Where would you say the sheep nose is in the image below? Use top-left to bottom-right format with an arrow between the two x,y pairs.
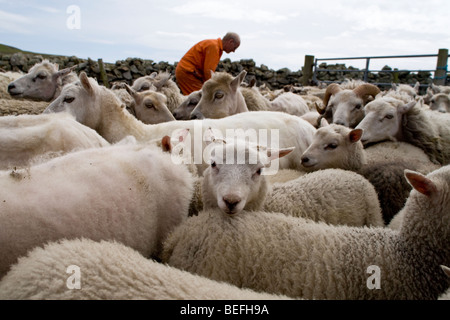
7,83 -> 15,93
223,195 -> 241,212
172,111 -> 179,118
301,156 -> 309,164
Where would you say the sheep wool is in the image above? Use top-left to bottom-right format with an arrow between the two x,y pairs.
0,143 -> 194,278
0,238 -> 292,300
162,166 -> 450,299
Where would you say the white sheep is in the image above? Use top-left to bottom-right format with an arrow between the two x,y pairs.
429,92 -> 450,113
172,89 -> 201,120
300,123 -> 440,224
318,81 -> 381,127
162,165 -> 450,299
132,71 -> 184,113
0,112 -> 109,170
43,72 -> 316,174
0,238 -> 292,300
201,133 -> 383,227
190,70 -> 249,119
7,59 -> 77,102
0,142 -> 194,278
270,92 -> 310,117
124,84 -> 176,124
356,95 -> 450,165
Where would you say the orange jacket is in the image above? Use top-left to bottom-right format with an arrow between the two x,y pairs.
176,38 -> 223,81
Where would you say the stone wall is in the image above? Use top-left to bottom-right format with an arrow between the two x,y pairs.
0,51 -> 440,90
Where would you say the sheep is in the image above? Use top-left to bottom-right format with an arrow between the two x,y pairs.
240,84 -> 272,111
201,132 -> 383,227
0,112 -> 110,170
124,84 -> 176,124
317,81 -> 381,127
270,92 -> 310,117
190,70 -> 249,119
356,95 -> 450,165
110,81 -> 137,116
201,135 -> 294,215
429,92 -> 450,113
132,71 -> 184,113
7,59 -> 77,102
162,165 -> 450,300
44,72 -> 316,174
300,123 -> 440,224
387,82 -> 420,100
0,142 -> 194,278
172,89 -> 201,120
0,238 -> 293,300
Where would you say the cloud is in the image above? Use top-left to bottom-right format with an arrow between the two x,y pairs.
171,0 -> 289,23
0,9 -> 33,34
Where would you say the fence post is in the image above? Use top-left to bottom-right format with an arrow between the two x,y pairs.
302,55 -> 315,86
97,58 -> 110,88
434,48 -> 448,85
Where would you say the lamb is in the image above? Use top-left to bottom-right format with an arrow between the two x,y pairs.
172,90 -> 201,120
124,84 -> 176,124
44,72 -> 316,174
356,95 -> 450,165
300,123 -> 440,224
0,142 -> 194,278
190,70 -> 249,119
201,134 -> 383,227
132,71 -> 184,113
7,59 -> 77,102
317,81 -> 381,127
0,238 -> 292,300
0,112 -> 109,170
429,92 -> 450,113
162,165 -> 450,300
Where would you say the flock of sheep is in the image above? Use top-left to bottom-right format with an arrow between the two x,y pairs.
0,59 -> 449,300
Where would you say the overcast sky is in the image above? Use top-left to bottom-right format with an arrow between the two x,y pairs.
1,0 -> 448,72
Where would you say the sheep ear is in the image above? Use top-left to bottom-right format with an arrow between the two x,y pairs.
80,72 -> 94,95
267,147 -> 295,161
404,169 -> 437,197
399,101 -> 416,114
319,117 -> 329,127
441,265 -> 450,278
230,70 -> 247,91
54,66 -> 74,79
161,135 -> 172,153
349,128 -> 363,143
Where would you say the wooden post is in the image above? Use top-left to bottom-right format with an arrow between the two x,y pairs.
302,55 -> 315,86
434,48 -> 448,85
98,58 -> 110,88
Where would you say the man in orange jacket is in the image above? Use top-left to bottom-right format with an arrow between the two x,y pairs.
175,32 -> 241,95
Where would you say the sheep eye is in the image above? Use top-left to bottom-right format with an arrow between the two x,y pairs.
211,161 -> 216,168
37,73 -> 47,80
64,97 -> 75,104
385,114 -> 394,120
355,104 -> 362,110
325,143 -> 337,150
255,168 -> 262,176
145,102 -> 154,109
214,92 -> 224,100
139,85 -> 150,92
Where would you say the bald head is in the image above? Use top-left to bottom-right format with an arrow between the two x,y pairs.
222,32 -> 240,54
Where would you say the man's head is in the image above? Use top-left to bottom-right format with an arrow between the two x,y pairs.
222,32 -> 240,54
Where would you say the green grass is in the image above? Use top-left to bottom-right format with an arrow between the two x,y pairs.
0,43 -> 59,59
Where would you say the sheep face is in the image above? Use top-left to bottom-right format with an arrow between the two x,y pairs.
125,85 -> 175,124
7,61 -> 73,102
172,90 -> 201,120
300,124 -> 364,171
44,72 -> 101,130
356,98 -> 416,146
202,139 -> 293,215
326,90 -> 366,128
190,71 -> 247,119
429,93 -> 450,113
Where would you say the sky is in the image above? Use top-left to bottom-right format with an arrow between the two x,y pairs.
0,0 -> 449,72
